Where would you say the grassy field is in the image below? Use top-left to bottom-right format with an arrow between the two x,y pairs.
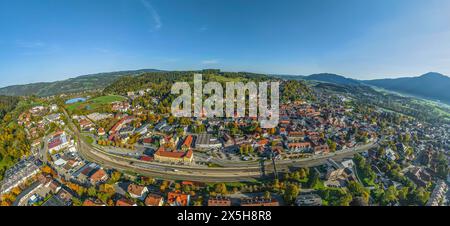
66,95 -> 126,112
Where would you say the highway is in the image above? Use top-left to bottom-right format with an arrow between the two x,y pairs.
63,109 -> 379,182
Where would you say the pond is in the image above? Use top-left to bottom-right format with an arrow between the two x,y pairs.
65,97 -> 86,104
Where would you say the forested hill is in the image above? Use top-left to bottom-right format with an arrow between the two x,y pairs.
103,70 -> 272,95
0,96 -> 29,180
0,95 -> 20,122
0,69 -> 162,97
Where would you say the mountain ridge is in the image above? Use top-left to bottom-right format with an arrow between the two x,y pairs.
363,72 -> 450,104
1,69 -> 449,104
0,69 -> 164,97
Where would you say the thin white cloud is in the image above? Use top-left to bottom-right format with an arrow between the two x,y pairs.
16,40 -> 45,48
201,59 -> 219,65
140,0 -> 162,30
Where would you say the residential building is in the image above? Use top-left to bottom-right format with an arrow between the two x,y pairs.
145,193 -> 164,206
127,184 -> 148,199
167,192 -> 190,206
208,196 -> 232,206
154,146 -> 194,164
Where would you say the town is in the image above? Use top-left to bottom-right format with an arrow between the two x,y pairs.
0,70 -> 448,207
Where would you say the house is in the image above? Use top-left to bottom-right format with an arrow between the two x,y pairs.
50,104 -> 58,112
154,146 -> 194,164
406,167 -> 431,187
97,128 -> 106,136
127,184 -> 148,199
109,116 -> 134,134
79,118 -> 94,131
385,148 -> 397,161
287,142 -> 312,152
116,198 -> 137,206
240,197 -> 279,206
313,144 -> 330,155
145,193 -> 164,206
45,179 -> 61,194
0,157 -> 40,195
112,101 -> 131,112
324,168 -> 351,188
55,188 -> 73,206
48,131 -> 71,153
426,180 -> 448,206
340,159 -> 354,169
136,124 -> 148,135
89,169 -> 108,185
208,196 -> 232,206
154,121 -> 167,131
181,135 -> 194,151
83,199 -> 106,206
167,192 -> 190,206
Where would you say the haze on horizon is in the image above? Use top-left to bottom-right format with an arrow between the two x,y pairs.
1,0 -> 450,87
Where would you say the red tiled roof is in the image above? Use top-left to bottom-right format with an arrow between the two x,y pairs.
155,147 -> 193,159
167,192 -> 189,206
145,194 -> 163,206
140,156 -> 153,161
182,135 -> 193,148
90,169 -> 107,183
288,142 -> 311,148
83,199 -> 104,206
116,199 -> 136,206
48,138 -> 62,149
127,184 -> 146,196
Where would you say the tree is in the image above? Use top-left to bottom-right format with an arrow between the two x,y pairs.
347,181 -> 369,204
381,186 -> 398,205
41,165 -> 53,175
263,191 -> 271,199
109,171 -> 122,183
214,183 -> 228,195
283,183 -> 300,203
298,168 -> 307,179
306,170 -> 320,188
87,187 -> 97,197
273,179 -> 281,192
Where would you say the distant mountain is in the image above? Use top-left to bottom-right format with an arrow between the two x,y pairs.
303,73 -> 362,86
0,69 -> 163,97
274,73 -> 362,86
363,72 -> 450,104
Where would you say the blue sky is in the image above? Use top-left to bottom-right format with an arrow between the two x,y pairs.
1,0 -> 450,87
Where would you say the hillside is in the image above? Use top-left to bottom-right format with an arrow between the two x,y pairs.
303,73 -> 362,86
103,69 -> 271,95
0,95 -> 20,122
364,72 -> 450,104
273,73 -> 362,86
0,69 -> 163,97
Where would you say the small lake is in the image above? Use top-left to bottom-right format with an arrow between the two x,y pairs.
65,97 -> 86,104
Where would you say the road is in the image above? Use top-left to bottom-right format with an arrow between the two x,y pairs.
39,134 -> 50,164
62,108 -> 379,182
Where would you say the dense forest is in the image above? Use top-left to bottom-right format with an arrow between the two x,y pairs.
0,96 -> 30,180
0,96 -> 20,122
0,69 -> 164,97
103,70 -> 272,95
281,80 -> 315,102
